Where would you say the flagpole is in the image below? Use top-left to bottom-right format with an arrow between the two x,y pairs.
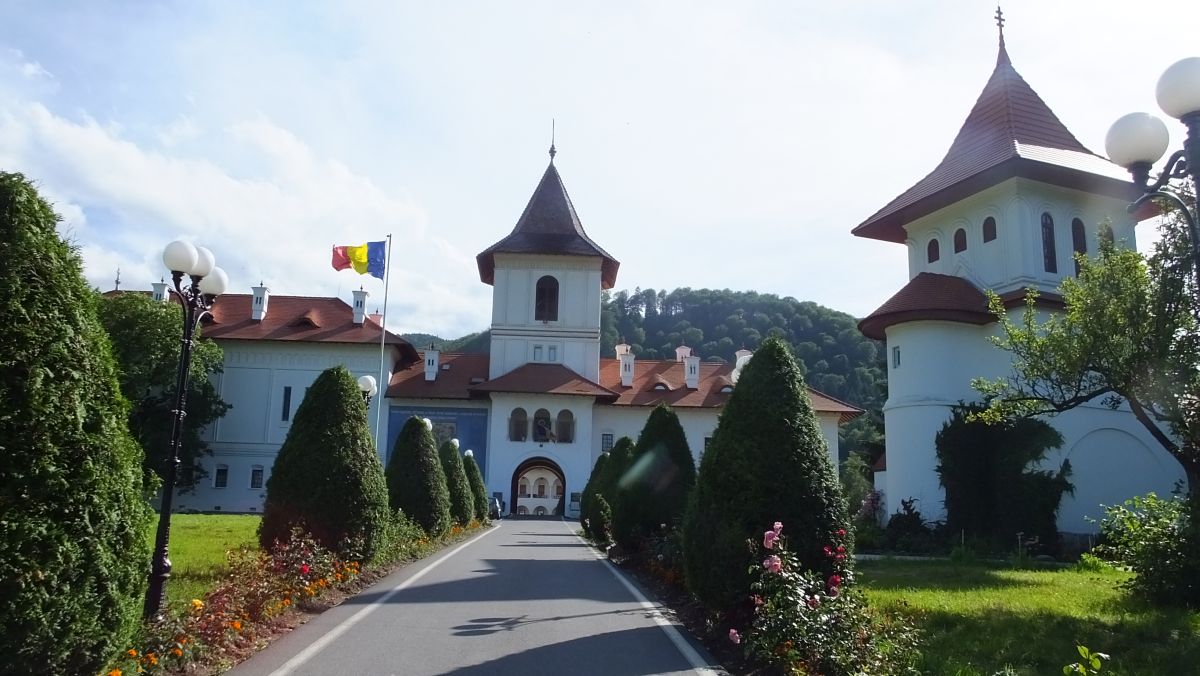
375,234 -> 392,453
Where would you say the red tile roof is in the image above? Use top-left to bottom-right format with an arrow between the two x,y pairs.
385,352 -> 862,422
853,39 -> 1133,244
476,161 -> 620,289
202,294 -> 419,366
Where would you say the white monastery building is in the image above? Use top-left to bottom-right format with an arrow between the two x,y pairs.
854,27 -> 1185,532
173,152 -> 860,516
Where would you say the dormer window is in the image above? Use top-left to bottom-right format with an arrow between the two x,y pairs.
953,228 -> 967,253
654,383 -> 668,391
535,276 -> 559,322
720,385 -> 734,393
927,239 -> 940,263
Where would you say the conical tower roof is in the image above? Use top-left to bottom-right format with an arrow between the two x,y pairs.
477,159 -> 620,288
852,32 -> 1131,243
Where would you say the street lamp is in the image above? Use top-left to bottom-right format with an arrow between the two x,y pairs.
144,240 -> 228,619
1105,56 -> 1200,278
357,374 -> 378,403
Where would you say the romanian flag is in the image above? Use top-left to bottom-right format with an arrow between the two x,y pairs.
332,241 -> 386,280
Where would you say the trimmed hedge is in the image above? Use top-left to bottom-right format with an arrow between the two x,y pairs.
463,451 -> 489,520
386,417 -> 451,536
439,440 -> 475,526
612,403 -> 696,548
259,366 -> 390,560
580,453 -> 609,539
0,172 -> 153,673
587,437 -> 634,544
682,337 -> 851,611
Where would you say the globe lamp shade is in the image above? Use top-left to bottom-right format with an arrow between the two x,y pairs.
1156,57 -> 1200,120
163,240 -> 198,274
1105,112 -> 1170,168
357,375 -> 378,396
191,246 -> 216,277
197,266 -> 229,296
464,449 -> 474,458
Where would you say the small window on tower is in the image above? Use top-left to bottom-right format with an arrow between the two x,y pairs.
533,345 -> 544,362
927,239 -> 940,263
983,216 -> 997,242
534,275 -> 559,322
548,345 -> 558,362
1072,218 -> 1087,276
1042,213 -> 1058,273
892,346 -> 901,369
953,228 -> 967,253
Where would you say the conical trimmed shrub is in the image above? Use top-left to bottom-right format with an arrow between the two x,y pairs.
613,404 -> 696,548
439,439 -> 474,526
682,337 -> 850,611
386,417 -> 451,535
587,437 -> 634,544
259,365 -> 390,560
463,451 -> 488,520
580,452 -> 609,539
0,172 -> 153,673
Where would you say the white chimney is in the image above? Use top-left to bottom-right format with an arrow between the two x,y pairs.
619,350 -> 635,387
684,354 -> 701,390
615,341 -> 631,357
351,287 -> 369,325
251,283 -> 270,321
151,279 -> 168,303
424,345 -> 439,382
674,344 -> 693,362
732,348 -> 754,384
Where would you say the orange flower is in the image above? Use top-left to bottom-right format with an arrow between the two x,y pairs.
145,653 -> 158,666
126,649 -> 138,657
172,648 -> 183,657
283,598 -> 292,606
108,670 -> 122,676
230,620 -> 242,631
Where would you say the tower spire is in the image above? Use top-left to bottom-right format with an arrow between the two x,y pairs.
549,119 -> 557,162
995,5 -> 1009,66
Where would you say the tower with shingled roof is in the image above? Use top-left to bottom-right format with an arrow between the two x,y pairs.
853,11 -> 1184,533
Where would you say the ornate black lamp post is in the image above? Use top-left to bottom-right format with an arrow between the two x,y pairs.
1105,57 -> 1200,277
357,374 -> 378,403
144,240 -> 228,619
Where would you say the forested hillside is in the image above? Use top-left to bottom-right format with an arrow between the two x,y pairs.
403,287 -> 886,459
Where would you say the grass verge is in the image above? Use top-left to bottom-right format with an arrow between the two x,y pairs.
146,513 -> 261,607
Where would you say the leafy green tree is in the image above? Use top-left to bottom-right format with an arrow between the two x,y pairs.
0,172 -> 153,673
588,437 -> 634,544
936,403 -> 1071,550
439,439 -> 474,526
386,416 -> 451,535
612,404 -> 696,548
96,291 -> 228,490
463,450 -> 488,521
839,452 -> 874,518
580,452 -> 609,539
259,366 -> 390,559
682,337 -> 851,611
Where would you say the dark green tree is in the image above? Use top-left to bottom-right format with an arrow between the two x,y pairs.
580,452 -> 610,539
439,439 -> 474,526
0,172 -> 153,673
386,416 -> 451,536
588,437 -> 635,544
936,403 -> 1071,550
682,337 -> 851,611
463,450 -> 488,521
258,366 -> 390,559
96,291 -> 229,490
612,404 -> 696,548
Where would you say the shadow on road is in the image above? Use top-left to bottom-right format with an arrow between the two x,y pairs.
443,626 -> 694,675
451,608 -> 656,636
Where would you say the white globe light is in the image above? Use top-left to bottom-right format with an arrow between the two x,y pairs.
197,266 -> 229,296
1156,56 -> 1200,119
1105,112 -> 1170,167
464,449 -> 474,458
357,375 -> 377,395
163,240 -> 197,274
423,418 -> 432,431
451,438 -> 460,448
191,246 -> 216,277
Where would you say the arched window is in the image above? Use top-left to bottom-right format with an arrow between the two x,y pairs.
534,506 -> 547,516
534,275 -> 559,322
535,477 -> 548,497
927,239 -> 940,263
555,410 -> 574,443
533,409 -> 552,442
517,505 -> 529,515
519,478 -> 530,497
509,407 -> 528,441
1041,213 -> 1058,273
983,216 -> 997,242
553,480 -> 564,498
953,228 -> 967,253
1072,218 -> 1087,275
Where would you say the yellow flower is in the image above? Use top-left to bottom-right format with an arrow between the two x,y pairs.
191,599 -> 204,611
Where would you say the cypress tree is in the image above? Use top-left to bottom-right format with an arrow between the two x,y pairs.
588,437 -> 634,544
612,404 -> 696,548
463,451 -> 488,521
258,366 -> 390,559
580,452 -> 609,539
439,439 -> 475,526
0,172 -> 152,673
682,337 -> 850,611
386,417 -> 451,535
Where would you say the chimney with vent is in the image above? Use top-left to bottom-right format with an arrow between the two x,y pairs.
684,354 -> 701,389
368,309 -> 383,326
616,340 -> 635,387
351,287 -> 368,325
732,348 -> 754,384
424,344 -> 439,382
151,279 -> 168,303
251,283 -> 270,321
674,344 -> 692,362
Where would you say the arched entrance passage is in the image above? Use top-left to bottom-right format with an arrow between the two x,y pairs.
510,456 -> 565,518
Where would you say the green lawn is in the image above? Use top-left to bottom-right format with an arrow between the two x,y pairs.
858,558 -> 1200,675
148,514 -> 261,606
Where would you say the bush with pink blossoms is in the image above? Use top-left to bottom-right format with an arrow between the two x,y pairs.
733,522 -> 921,675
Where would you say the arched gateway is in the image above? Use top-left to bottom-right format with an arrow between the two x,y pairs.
510,457 -> 565,518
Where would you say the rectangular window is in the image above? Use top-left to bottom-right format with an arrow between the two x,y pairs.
601,433 -> 614,452
892,346 -> 901,369
548,345 -> 558,362
281,386 -> 292,422
214,464 -> 229,489
250,465 -> 264,489
533,345 -> 544,362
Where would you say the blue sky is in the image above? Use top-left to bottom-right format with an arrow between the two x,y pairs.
1,1 -> 1197,337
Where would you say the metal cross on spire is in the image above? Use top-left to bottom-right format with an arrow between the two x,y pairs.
995,5 -> 1005,38
549,119 -> 556,161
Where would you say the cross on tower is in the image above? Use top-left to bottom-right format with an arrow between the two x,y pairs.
995,5 -> 1005,37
